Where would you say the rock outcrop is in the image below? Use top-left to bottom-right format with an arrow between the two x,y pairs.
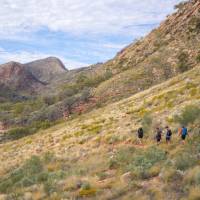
0,61 -> 44,91
25,57 -> 67,83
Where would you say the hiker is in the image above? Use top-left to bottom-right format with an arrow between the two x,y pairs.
165,126 -> 172,144
180,126 -> 188,144
156,127 -> 162,144
137,127 -> 144,145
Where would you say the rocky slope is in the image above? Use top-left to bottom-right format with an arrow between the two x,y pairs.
0,1 -> 200,199
0,61 -> 44,92
93,0 -> 200,101
1,0 -> 200,134
25,57 -> 67,83
0,65 -> 199,199
0,57 -> 69,94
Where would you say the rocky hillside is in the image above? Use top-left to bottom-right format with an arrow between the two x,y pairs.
1,0 -> 200,137
0,61 -> 44,92
93,0 -> 200,101
0,57 -> 68,92
0,65 -> 199,199
0,1 -> 200,199
25,57 -> 67,83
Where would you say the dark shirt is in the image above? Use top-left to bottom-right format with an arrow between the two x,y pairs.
166,129 -> 172,138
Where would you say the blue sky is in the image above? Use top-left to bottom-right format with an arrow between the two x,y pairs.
0,0 -> 183,69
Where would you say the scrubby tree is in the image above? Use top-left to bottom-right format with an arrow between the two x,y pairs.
177,51 -> 190,72
174,105 -> 200,126
80,88 -> 91,102
63,96 -> 77,114
42,96 -> 57,106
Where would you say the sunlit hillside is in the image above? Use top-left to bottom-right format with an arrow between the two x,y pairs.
0,65 -> 199,200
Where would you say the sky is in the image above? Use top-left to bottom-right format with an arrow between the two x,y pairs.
0,0 -> 183,69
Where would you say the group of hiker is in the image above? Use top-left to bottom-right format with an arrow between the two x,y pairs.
137,126 -> 188,145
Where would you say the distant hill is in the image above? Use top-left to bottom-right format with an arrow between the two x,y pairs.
0,57 -> 68,93
25,57 -> 68,83
0,61 -> 44,92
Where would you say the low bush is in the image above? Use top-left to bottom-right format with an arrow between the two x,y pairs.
196,54 -> 200,63
174,105 -> 200,126
161,168 -> 183,183
174,152 -> 198,171
184,166 -> 200,186
128,147 -> 166,179
109,146 -> 166,179
177,52 -> 190,72
6,127 -> 34,140
141,113 -> 153,133
189,16 -> 200,33
109,146 -> 136,170
0,154 -> 66,195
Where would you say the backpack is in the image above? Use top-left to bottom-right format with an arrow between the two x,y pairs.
182,127 -> 188,136
138,128 -> 143,137
138,128 -> 143,134
156,130 -> 162,139
167,129 -> 172,137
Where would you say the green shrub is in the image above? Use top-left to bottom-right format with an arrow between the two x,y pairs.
174,105 -> 200,126
13,103 -> 25,115
43,152 -> 56,164
81,182 -> 91,190
189,16 -> 200,33
184,167 -> 200,186
96,171 -> 108,181
174,152 -> 198,171
109,146 -> 166,179
177,52 -> 190,72
109,146 -> 136,170
141,113 -> 153,133
32,120 -> 52,130
174,2 -> 185,10
128,147 -> 166,179
196,54 -> 200,63
6,127 -> 34,140
44,179 -> 56,195
0,154 -> 66,195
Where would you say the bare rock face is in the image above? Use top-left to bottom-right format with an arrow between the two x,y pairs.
25,57 -> 68,83
0,57 -> 68,93
0,61 -> 44,91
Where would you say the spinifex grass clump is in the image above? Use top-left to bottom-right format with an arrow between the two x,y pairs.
174,104 -> 200,126
0,153 -> 66,195
109,146 -> 166,180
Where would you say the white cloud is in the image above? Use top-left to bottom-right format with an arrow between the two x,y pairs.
0,0 -> 183,68
0,0 -> 182,37
0,47 -> 88,69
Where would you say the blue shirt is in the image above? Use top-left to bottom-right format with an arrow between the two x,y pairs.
182,127 -> 188,136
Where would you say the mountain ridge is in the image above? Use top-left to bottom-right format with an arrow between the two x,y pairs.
0,57 -> 68,92
25,57 -> 68,83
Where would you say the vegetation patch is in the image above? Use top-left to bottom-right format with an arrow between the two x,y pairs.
109,146 -> 166,179
174,104 -> 200,126
0,154 -> 66,195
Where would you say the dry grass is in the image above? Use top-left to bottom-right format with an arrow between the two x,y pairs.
0,66 -> 200,199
